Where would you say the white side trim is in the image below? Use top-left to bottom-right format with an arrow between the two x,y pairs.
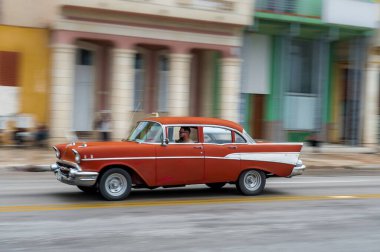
225,152 -> 300,165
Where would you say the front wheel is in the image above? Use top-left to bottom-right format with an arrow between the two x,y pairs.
99,168 -> 132,201
236,169 -> 266,196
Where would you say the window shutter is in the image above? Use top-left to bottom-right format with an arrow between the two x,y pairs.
0,51 -> 20,86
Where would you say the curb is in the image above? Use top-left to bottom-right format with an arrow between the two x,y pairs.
4,165 -> 51,172
344,164 -> 380,170
305,165 -> 380,170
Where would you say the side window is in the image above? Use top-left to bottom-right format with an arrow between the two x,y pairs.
203,127 -> 232,144
167,126 -> 199,143
234,132 -> 247,143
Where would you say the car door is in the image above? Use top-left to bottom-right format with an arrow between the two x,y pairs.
155,126 -> 204,186
202,126 -> 241,183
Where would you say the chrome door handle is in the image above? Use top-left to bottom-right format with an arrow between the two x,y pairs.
228,146 -> 237,150
193,146 -> 203,149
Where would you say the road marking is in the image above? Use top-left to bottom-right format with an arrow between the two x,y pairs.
328,195 -> 357,199
1,194 -> 380,213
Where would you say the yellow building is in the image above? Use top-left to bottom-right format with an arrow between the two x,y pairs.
0,25 -> 50,125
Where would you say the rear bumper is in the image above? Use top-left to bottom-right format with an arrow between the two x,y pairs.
288,160 -> 306,177
51,163 -> 98,187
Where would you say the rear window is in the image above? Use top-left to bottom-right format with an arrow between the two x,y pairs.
203,127 -> 232,144
235,132 -> 247,143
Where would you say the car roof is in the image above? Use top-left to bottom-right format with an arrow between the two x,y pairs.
143,117 -> 244,132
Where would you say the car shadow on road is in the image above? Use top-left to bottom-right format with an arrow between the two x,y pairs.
130,186 -> 239,200
49,191 -> 103,202
49,185 -> 291,203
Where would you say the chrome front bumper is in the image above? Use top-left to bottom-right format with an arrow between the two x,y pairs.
51,163 -> 98,187
288,159 -> 306,177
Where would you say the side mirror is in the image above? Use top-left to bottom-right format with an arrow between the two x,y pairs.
162,138 -> 169,146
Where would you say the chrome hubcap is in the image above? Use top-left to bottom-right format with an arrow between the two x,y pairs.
105,173 -> 127,196
244,171 -> 261,191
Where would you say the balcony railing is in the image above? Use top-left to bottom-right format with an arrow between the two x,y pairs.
58,0 -> 252,25
255,0 -> 322,18
177,0 -> 235,12
256,0 -> 297,14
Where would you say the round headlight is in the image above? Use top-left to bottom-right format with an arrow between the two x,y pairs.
72,149 -> 81,164
53,146 -> 61,159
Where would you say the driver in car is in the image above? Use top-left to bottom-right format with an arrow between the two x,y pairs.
176,127 -> 194,143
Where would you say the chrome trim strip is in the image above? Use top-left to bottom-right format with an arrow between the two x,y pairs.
165,143 -> 203,145
131,121 -> 299,145
81,152 -> 300,163
82,156 -> 204,161
164,123 -> 250,143
53,168 -> 98,187
72,149 -> 81,164
136,121 -> 252,144
289,164 -> 306,177
204,156 -> 228,159
53,146 -> 60,159
201,143 -> 246,146
82,157 -> 156,161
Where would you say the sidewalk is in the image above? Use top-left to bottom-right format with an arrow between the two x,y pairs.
301,144 -> 380,169
1,144 -> 380,172
0,147 -> 55,172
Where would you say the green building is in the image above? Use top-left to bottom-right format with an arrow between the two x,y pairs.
241,0 -> 379,145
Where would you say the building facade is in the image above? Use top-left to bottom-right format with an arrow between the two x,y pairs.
2,0 -> 380,147
0,0 -> 253,144
48,0 -> 252,143
241,0 -> 380,146
0,0 -> 52,135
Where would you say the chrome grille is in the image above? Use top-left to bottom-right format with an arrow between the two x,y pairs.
56,162 -> 78,177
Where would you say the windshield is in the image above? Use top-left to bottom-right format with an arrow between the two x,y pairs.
127,121 -> 163,143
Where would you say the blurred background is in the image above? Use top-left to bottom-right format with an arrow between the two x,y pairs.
0,0 -> 380,147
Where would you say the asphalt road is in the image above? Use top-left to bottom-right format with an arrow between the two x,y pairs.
1,168 -> 380,252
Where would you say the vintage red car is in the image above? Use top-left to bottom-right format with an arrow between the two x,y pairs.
51,117 -> 305,200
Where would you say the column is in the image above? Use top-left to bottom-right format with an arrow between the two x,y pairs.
201,51 -> 214,117
219,57 -> 242,122
363,55 -> 380,146
110,48 -> 136,140
168,53 -> 192,116
50,44 -> 76,144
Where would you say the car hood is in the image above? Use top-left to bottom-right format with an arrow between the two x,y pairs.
55,141 -> 155,163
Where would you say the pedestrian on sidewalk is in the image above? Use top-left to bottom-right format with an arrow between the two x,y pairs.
306,133 -> 321,153
95,112 -> 112,141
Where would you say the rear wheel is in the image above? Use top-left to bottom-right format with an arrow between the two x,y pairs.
206,182 -> 226,190
99,168 -> 132,201
236,169 -> 266,196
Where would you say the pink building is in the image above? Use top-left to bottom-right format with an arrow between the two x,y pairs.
49,0 -> 253,142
